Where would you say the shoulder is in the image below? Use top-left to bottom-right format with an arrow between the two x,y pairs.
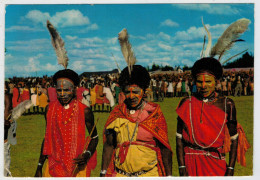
177,96 -> 190,108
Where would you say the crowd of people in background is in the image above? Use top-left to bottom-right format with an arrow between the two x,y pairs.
5,68 -> 254,114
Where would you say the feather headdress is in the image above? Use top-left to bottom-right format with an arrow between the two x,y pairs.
202,18 -> 250,63
118,28 -> 136,76
46,20 -> 69,69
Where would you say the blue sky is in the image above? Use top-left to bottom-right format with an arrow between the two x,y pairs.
5,3 -> 254,77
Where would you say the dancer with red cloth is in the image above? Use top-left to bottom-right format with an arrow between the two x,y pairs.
176,57 -> 250,176
34,69 -> 98,177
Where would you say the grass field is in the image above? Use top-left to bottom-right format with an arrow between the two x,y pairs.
9,96 -> 253,177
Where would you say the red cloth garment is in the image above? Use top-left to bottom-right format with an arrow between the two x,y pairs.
76,87 -> 85,101
43,99 -> 96,177
21,89 -> 30,101
103,102 -> 172,177
12,87 -> 20,108
47,87 -> 57,102
223,123 -> 250,167
176,96 -> 227,176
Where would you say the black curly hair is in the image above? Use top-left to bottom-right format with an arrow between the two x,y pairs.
119,65 -> 151,91
192,57 -> 223,80
53,69 -> 80,86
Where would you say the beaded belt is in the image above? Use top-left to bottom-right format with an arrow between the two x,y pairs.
115,166 -> 154,177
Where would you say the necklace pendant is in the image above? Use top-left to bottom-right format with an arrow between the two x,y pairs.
64,104 -> 70,109
203,98 -> 208,103
130,110 -> 136,114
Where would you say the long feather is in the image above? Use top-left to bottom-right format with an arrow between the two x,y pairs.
210,18 -> 250,60
200,35 -> 206,58
118,28 -> 136,76
221,49 -> 248,65
11,100 -> 33,121
111,53 -> 121,74
46,20 -> 69,69
202,17 -> 212,57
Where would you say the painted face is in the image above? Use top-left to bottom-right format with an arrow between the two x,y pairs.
124,84 -> 144,108
196,73 -> 216,98
56,78 -> 75,105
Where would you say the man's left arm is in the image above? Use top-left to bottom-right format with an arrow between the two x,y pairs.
73,107 -> 98,168
225,98 -> 238,176
156,139 -> 172,176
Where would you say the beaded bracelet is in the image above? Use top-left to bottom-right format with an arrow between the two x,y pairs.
100,170 -> 107,175
227,167 -> 234,170
38,163 -> 43,167
179,166 -> 186,169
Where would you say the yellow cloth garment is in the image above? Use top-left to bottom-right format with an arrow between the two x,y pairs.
90,88 -> 96,106
38,93 -> 48,108
106,118 -> 158,176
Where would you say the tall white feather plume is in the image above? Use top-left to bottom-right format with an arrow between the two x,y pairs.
200,35 -> 206,58
111,53 -> 121,74
11,100 -> 33,121
210,18 -> 251,61
202,17 -> 212,57
47,20 -> 69,69
118,28 -> 136,76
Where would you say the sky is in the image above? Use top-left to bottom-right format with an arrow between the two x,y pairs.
4,3 -> 254,77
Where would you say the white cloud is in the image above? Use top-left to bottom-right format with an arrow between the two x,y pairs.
6,26 -> 43,32
137,44 -> 155,52
74,42 -> 81,48
107,37 -> 117,44
158,32 -> 171,41
66,35 -> 78,41
25,10 -> 51,25
86,59 -> 94,64
43,63 -> 58,71
160,19 -> 179,27
158,42 -> 172,51
86,23 -> 98,31
174,4 -> 239,15
24,9 -> 90,28
51,10 -> 90,27
181,59 -> 194,67
71,60 -> 87,71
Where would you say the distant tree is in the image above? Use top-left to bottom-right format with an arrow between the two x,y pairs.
162,65 -> 174,71
223,52 -> 254,68
183,65 -> 190,71
151,63 -> 160,71
146,65 -> 150,72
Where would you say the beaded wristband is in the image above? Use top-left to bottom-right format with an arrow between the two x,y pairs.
179,166 -> 186,169
83,150 -> 92,156
100,170 -> 107,175
38,163 -> 43,166
227,167 -> 234,170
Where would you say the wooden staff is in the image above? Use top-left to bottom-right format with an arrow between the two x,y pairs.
71,117 -> 99,177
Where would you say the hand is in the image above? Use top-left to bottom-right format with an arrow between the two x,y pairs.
4,119 -> 11,129
34,167 -> 42,177
179,168 -> 188,176
225,168 -> 234,176
100,173 -> 106,177
73,151 -> 91,171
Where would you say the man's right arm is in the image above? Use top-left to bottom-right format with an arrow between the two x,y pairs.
100,130 -> 116,177
176,116 -> 188,176
34,139 -> 48,177
34,106 -> 48,177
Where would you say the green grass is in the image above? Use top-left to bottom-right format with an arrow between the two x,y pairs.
10,96 -> 253,177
